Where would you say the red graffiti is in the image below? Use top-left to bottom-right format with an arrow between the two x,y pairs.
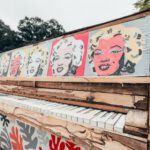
49,134 -> 65,150
39,147 -> 42,150
39,134 -> 81,150
66,141 -> 81,150
10,127 -> 23,150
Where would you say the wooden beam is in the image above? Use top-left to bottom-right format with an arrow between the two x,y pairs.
0,76 -> 150,84
0,84 -> 148,111
124,125 -> 148,138
61,10 -> 150,38
0,90 -> 129,113
0,80 -> 148,96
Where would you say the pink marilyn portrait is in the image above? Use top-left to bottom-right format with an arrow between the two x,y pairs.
48,35 -> 88,76
10,51 -> 25,77
0,52 -> 12,77
88,25 -> 144,76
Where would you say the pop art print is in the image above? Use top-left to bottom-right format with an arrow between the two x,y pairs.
87,24 -> 144,76
9,50 -> 26,77
25,44 -> 49,77
0,52 -> 12,77
47,33 -> 88,76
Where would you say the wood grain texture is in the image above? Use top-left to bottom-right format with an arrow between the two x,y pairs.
0,101 -> 147,150
0,80 -> 148,96
0,84 -> 147,109
124,125 -> 148,138
0,90 -> 129,113
0,76 -> 150,84
125,110 -> 148,129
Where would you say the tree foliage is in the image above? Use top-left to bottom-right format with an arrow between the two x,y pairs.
134,0 -> 150,11
18,17 -> 65,45
0,17 -> 65,52
0,20 -> 21,52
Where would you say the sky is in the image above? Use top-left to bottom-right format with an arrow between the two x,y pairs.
0,0 -> 138,32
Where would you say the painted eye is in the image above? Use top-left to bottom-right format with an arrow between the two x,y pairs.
36,58 -> 41,63
110,49 -> 122,53
64,56 -> 71,59
94,50 -> 103,55
53,57 -> 59,61
65,57 -> 70,59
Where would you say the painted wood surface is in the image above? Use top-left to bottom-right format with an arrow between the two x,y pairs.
0,101 -> 147,150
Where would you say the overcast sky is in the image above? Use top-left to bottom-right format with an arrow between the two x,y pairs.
0,0 -> 138,32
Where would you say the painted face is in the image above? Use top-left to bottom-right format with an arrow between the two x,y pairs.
93,35 -> 125,76
10,55 -> 21,77
3,54 -> 11,74
0,60 -> 3,76
27,52 -> 42,76
52,48 -> 73,76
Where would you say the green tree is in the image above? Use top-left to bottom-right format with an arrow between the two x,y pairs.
0,17 -> 65,52
0,20 -> 21,52
18,17 -> 65,45
134,0 -> 150,11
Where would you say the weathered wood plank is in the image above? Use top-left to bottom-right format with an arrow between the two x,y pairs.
0,101 -> 147,150
125,110 -> 148,129
67,11 -> 150,36
0,84 -> 147,110
0,80 -> 148,96
124,125 -> 148,138
36,82 -> 149,96
0,90 -> 129,113
0,76 -> 150,84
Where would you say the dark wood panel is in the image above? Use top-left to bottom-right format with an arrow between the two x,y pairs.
0,80 -> 148,96
0,85 -> 148,110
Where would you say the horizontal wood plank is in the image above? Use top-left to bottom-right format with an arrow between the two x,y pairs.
124,125 -> 148,138
66,11 -> 150,36
0,90 -> 129,113
0,80 -> 148,96
0,76 -> 150,84
0,84 -> 147,110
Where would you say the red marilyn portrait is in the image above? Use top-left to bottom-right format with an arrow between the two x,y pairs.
10,51 -> 25,77
47,33 -> 88,76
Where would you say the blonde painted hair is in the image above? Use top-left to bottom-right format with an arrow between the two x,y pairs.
27,44 -> 49,76
50,36 -> 84,75
88,24 -> 144,73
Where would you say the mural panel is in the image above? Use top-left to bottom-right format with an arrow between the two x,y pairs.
47,33 -> 88,76
0,52 -> 12,77
0,15 -> 149,78
8,49 -> 26,77
25,41 -> 52,77
85,17 -> 150,76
